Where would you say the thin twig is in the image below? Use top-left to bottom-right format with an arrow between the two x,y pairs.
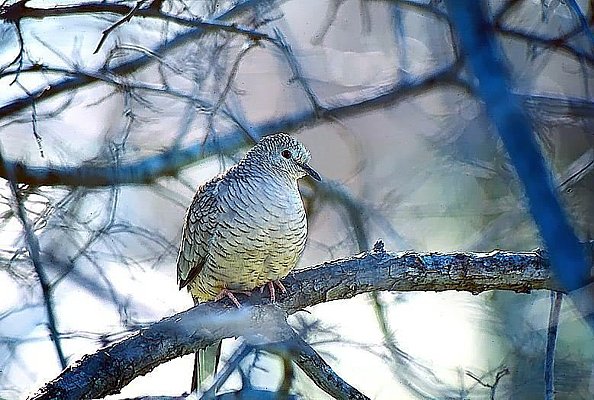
311,0 -> 346,45
7,180 -> 67,369
273,28 -> 323,114
466,367 -> 510,400
0,0 -> 29,77
12,80 -> 45,157
93,0 -> 146,54
545,291 -> 563,400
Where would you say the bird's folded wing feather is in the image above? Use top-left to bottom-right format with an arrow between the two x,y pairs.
177,177 -> 223,290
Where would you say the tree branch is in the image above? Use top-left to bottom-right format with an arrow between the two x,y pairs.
1,62 -> 460,187
284,335 -> 369,400
28,245 -> 562,399
0,0 -> 263,117
0,1 -> 272,50
444,0 -> 590,298
544,291 -> 563,400
8,180 -> 67,369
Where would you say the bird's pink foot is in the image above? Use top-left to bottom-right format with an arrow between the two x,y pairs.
214,288 -> 251,308
260,280 -> 287,302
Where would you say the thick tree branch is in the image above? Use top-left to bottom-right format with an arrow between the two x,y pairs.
28,245 -> 562,399
0,1 -> 271,42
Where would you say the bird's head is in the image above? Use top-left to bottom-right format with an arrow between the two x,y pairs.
246,133 -> 321,182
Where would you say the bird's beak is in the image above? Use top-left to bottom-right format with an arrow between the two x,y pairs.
299,162 -> 322,181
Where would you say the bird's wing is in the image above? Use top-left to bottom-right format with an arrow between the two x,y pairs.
177,177 -> 222,290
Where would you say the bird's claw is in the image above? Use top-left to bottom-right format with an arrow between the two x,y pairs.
214,288 -> 251,308
260,280 -> 287,302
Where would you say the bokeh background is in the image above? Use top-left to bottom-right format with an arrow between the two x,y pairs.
0,0 -> 593,398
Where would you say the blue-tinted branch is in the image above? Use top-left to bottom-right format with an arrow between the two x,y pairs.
444,2 -> 589,294
0,63 -> 459,187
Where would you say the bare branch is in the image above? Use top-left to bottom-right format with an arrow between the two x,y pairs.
564,0 -> 594,47
200,342 -> 253,399
93,0 -> 147,54
7,180 -> 66,369
28,304 -> 291,400
0,1 -> 272,45
444,0 -> 590,303
201,319 -> 370,400
396,0 -> 594,66
273,28 -> 322,113
27,244 -> 563,399
466,367 -> 510,400
0,0 -> 264,118
284,335 -> 369,400
545,291 -> 563,400
311,0 -> 347,45
0,133 -> 245,187
0,62 -> 461,187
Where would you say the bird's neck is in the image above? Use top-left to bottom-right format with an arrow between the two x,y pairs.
233,162 -> 298,191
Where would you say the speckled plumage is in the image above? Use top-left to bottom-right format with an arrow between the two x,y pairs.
177,133 -> 319,303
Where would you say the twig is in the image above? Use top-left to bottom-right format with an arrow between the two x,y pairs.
370,291 -> 460,398
0,0 -> 265,117
200,342 -> 252,400
545,291 -> 563,400
12,80 -> 44,157
0,0 -> 29,77
466,367 -> 510,400
273,28 -> 323,114
7,179 -> 67,369
311,0 -> 346,45
394,0 -> 594,65
564,0 -> 594,48
248,318 -> 369,400
496,26 -> 594,66
93,0 -> 146,54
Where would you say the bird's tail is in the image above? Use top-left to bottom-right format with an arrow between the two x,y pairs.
191,340 -> 222,393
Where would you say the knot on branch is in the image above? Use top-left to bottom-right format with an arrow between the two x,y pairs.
372,239 -> 385,253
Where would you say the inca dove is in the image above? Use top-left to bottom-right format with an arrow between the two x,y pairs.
176,133 -> 320,391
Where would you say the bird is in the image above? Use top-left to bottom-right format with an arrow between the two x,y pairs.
176,133 -> 321,392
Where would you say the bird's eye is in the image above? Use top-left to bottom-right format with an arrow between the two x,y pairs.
281,150 -> 292,159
